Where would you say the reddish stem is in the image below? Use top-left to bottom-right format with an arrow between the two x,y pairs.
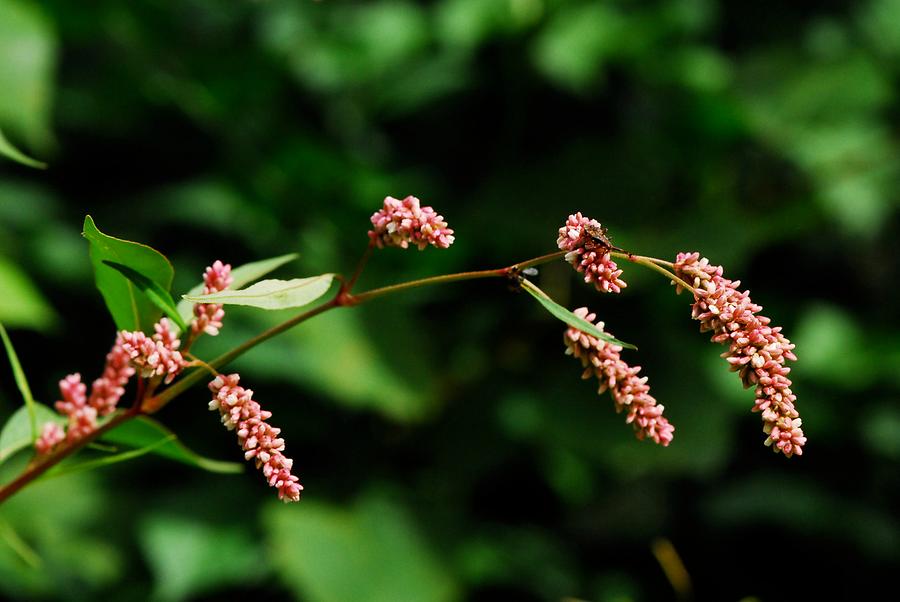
0,406 -> 142,505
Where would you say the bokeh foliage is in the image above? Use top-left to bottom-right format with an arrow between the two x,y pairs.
1,0 -> 899,600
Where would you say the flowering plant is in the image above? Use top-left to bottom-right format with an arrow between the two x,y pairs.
0,198 -> 804,505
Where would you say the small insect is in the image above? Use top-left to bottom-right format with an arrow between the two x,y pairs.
583,221 -> 630,256
506,266 -> 539,291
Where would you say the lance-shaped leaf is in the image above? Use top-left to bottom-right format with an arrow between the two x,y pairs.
102,261 -> 188,333
0,128 -> 45,169
0,403 -> 62,464
520,279 -> 637,350
0,322 -> 37,440
101,416 -> 242,474
83,215 -> 175,332
183,274 -> 334,310
176,253 -> 299,325
41,435 -> 178,480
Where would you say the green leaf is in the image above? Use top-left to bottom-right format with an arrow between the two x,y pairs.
0,128 -> 45,168
176,253 -> 299,325
0,403 -> 62,464
0,254 -> 57,331
0,518 -> 41,569
102,261 -> 188,333
264,493 -> 457,602
139,514 -> 263,602
183,274 -> 334,310
82,215 -> 175,332
0,322 -> 37,440
0,0 -> 56,151
42,434 -> 176,480
100,416 -> 242,474
519,279 -> 636,350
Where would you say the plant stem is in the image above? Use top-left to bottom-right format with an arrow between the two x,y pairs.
348,268 -> 506,305
0,407 -> 140,505
348,251 -> 567,305
345,240 -> 374,293
613,252 -> 695,294
0,248 -> 571,503
514,250 -> 567,270
142,297 -> 341,413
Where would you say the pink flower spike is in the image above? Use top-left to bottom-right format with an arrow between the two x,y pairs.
120,318 -> 187,384
368,195 -> 455,250
35,422 -> 65,455
557,213 -> 626,294
191,260 -> 233,337
208,373 -> 303,502
55,373 -> 87,417
563,308 -> 674,446
673,252 -> 804,457
54,373 -> 98,442
88,334 -> 135,416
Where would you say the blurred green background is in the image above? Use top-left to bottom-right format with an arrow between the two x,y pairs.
1,0 -> 899,600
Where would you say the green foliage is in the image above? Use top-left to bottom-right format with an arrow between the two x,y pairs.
264,493 -> 457,602
184,274 -> 334,311
0,127 -> 45,168
0,323 -> 37,439
521,278 -> 635,349
103,261 -> 187,333
0,403 -> 60,464
139,514 -> 264,602
220,309 -> 431,422
0,472 -> 121,597
82,216 -> 174,332
0,255 -> 56,331
176,253 -> 299,324
0,0 -> 55,152
100,416 -> 242,474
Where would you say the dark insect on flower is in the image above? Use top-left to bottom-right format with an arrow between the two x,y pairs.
583,222 -> 624,254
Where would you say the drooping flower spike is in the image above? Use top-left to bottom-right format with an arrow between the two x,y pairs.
208,373 -> 303,503
564,308 -> 674,446
673,252 -> 805,457
558,213 -> 626,293
369,195 -> 455,250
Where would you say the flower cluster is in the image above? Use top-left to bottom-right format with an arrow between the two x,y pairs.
191,260 -> 232,337
208,374 -> 302,503
673,252 -> 805,457
557,213 -> 626,293
33,259 -> 234,456
54,374 -> 96,442
369,195 -> 455,250
564,307 -> 674,446
119,318 -> 187,385
37,332 -> 139,453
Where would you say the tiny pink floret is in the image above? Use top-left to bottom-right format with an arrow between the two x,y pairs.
674,252 -> 805,457
369,195 -> 455,250
35,422 -> 65,455
191,260 -> 233,337
208,373 -> 303,503
557,213 -> 626,293
564,308 -> 674,446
